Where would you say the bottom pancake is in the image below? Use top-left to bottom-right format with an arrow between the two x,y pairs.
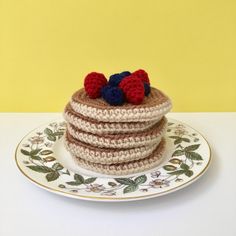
71,139 -> 166,175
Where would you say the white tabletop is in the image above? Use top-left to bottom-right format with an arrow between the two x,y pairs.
0,112 -> 236,236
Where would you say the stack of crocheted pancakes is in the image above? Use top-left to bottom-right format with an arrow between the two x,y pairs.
64,70 -> 172,175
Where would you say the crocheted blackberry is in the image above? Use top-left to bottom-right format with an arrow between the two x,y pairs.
132,69 -> 150,84
120,71 -> 131,78
108,74 -> 123,87
119,75 -> 145,105
84,72 -> 107,98
108,71 -> 131,87
101,84 -> 110,98
144,82 -> 151,96
101,85 -> 124,106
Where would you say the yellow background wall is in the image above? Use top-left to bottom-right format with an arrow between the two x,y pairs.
0,0 -> 236,112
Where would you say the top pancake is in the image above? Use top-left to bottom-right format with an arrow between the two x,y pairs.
70,87 -> 172,122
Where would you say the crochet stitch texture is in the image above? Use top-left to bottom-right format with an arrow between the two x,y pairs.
63,70 -> 172,175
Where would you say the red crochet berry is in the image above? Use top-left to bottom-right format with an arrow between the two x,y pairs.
84,72 -> 107,98
132,69 -> 150,84
119,75 -> 145,105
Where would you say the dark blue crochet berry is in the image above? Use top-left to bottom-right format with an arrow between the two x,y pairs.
120,71 -> 131,78
108,71 -> 131,87
101,85 -> 110,97
144,82 -> 151,96
108,74 -> 123,87
102,86 -> 124,106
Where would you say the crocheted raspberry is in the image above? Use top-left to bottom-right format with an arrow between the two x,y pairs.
84,72 -> 107,98
144,82 -> 151,96
101,85 -> 124,106
108,71 -> 131,87
132,69 -> 150,84
119,75 -> 145,105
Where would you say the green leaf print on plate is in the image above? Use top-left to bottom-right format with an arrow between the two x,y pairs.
15,119 -> 211,201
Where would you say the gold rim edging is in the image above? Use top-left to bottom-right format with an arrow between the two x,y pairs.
14,118 -> 212,202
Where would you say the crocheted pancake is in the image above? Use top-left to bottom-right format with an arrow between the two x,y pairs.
64,131 -> 161,164
64,103 -> 159,135
66,117 -> 167,149
71,139 -> 166,175
64,69 -> 172,175
70,88 -> 172,122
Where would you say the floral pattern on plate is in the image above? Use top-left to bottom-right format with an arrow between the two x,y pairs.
15,119 -> 211,201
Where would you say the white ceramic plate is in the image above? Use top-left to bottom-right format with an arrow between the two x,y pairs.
15,118 -> 211,202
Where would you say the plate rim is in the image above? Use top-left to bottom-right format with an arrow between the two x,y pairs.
14,118 -> 212,202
